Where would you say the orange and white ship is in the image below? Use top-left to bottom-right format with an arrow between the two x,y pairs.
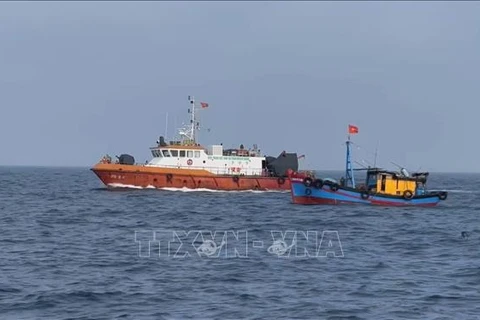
91,96 -> 303,191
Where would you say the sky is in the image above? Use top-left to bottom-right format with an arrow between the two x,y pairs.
0,2 -> 479,172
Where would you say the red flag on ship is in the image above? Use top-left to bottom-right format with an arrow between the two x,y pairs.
200,102 -> 209,108
348,124 -> 359,134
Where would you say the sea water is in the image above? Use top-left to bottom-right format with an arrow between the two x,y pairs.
0,167 -> 479,319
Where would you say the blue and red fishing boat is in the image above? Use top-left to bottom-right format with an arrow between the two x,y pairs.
289,125 -> 448,206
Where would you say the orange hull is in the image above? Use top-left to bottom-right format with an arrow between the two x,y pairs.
91,163 -> 290,191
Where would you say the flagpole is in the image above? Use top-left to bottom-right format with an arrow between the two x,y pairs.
345,126 -> 355,188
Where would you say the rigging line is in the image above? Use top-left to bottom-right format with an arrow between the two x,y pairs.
352,141 -> 403,169
354,160 -> 368,169
350,141 -> 377,157
349,143 -> 378,167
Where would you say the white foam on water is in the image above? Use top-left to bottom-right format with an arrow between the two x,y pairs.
431,189 -> 479,194
107,183 -> 144,189
159,187 -> 289,193
106,183 -> 288,193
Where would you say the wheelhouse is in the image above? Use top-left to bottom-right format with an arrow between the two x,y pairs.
364,169 -> 430,196
151,146 -> 204,159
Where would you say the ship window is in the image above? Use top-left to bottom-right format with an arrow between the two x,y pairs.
180,150 -> 186,157
171,150 -> 178,157
194,151 -> 200,158
187,150 -> 193,158
162,149 -> 171,157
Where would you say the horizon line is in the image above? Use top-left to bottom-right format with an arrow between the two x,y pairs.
0,164 -> 478,174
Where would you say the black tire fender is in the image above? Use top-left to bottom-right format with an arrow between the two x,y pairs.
303,177 -> 313,187
403,190 -> 414,200
313,179 -> 324,189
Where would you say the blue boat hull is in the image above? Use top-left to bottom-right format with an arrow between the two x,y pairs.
290,180 -> 443,206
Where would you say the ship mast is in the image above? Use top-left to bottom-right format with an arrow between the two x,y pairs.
178,95 -> 200,145
176,95 -> 205,145
345,133 -> 356,188
189,95 -> 197,143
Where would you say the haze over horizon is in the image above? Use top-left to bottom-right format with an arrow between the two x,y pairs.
1,2 -> 479,172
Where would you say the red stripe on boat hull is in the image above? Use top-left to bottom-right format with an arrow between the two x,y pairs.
291,195 -> 438,207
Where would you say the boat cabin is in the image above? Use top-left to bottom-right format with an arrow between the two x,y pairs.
147,138 -> 267,176
364,168 -> 429,196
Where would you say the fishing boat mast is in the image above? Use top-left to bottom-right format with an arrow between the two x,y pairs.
345,134 -> 356,188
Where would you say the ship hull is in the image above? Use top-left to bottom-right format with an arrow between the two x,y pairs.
91,164 -> 290,191
290,177 -> 443,206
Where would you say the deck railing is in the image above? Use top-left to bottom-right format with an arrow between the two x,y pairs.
135,163 -> 276,176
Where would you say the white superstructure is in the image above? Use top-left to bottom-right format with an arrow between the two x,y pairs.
146,96 -> 268,176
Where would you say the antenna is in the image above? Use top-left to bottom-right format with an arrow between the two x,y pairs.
173,115 -> 177,141
390,161 -> 403,170
164,112 -> 168,140
373,140 -> 379,168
